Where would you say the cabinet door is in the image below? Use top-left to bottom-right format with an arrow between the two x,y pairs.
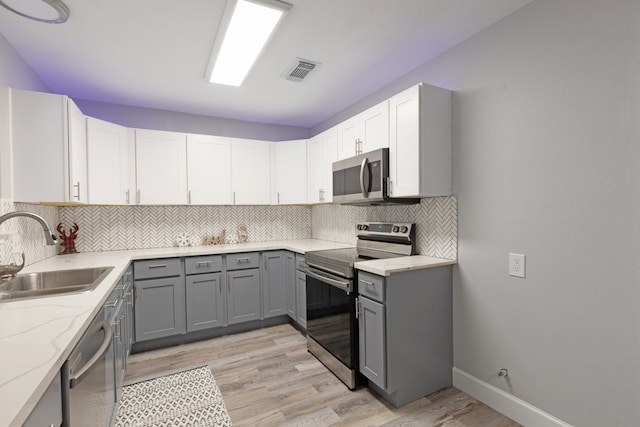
87,117 -> 130,204
389,85 -> 420,197
286,253 -> 297,320
359,296 -> 386,389
135,129 -> 187,204
337,115 -> 360,160
134,276 -> 186,341
307,127 -> 337,203
262,251 -> 287,318
295,270 -> 307,329
186,272 -> 224,332
271,139 -> 307,204
359,100 -> 389,153
227,269 -> 261,324
231,138 -> 271,205
67,99 -> 88,203
186,134 -> 232,204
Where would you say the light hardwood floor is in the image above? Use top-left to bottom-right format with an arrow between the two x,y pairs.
125,323 -> 521,426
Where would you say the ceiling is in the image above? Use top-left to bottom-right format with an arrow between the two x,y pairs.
0,0 -> 533,128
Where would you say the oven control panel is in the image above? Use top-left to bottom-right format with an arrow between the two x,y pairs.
356,222 -> 414,237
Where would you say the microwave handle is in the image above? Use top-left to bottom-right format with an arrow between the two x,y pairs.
359,157 -> 369,198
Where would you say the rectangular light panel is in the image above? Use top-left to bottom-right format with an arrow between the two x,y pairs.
208,0 -> 291,87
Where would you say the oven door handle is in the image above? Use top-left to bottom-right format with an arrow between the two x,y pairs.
305,266 -> 353,293
69,321 -> 113,389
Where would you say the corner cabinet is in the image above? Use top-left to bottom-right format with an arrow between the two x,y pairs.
357,267 -> 453,408
135,129 -> 188,204
10,88 -> 87,203
133,258 -> 186,341
388,83 -> 452,197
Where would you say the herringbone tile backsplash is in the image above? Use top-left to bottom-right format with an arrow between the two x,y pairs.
58,197 -> 456,259
312,197 -> 457,259
0,200 -> 59,266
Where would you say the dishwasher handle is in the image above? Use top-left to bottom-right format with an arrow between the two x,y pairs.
69,321 -> 113,389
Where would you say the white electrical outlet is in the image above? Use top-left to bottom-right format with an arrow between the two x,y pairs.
509,253 -> 526,278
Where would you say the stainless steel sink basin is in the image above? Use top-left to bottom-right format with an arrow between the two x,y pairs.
0,266 -> 114,301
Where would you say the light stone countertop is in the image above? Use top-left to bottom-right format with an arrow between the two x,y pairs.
0,239 -> 455,426
355,255 -> 457,276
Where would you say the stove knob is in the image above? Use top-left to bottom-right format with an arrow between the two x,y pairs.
362,224 -> 368,231
356,224 -> 362,230
400,226 -> 409,233
392,226 -> 399,233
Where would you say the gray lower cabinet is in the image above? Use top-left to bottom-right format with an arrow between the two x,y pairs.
134,258 -> 186,342
295,269 -> 306,328
262,250 -> 289,318
186,272 -> 224,332
227,269 -> 261,325
285,252 -> 297,320
357,267 -> 453,408
23,371 -> 62,427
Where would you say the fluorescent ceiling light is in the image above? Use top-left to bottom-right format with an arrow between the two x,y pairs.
0,0 -> 70,24
207,0 -> 291,87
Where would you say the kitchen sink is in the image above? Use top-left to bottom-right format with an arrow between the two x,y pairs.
0,266 -> 114,301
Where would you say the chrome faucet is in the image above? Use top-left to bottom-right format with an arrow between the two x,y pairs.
0,211 -> 58,278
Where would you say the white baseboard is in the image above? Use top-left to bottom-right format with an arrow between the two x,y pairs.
452,367 -> 573,427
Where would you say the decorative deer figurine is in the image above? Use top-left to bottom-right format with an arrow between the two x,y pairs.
57,223 -> 79,254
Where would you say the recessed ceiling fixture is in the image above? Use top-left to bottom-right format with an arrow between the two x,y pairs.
0,0 -> 69,24
206,0 -> 292,87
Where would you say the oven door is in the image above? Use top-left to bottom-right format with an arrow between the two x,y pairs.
305,265 -> 357,374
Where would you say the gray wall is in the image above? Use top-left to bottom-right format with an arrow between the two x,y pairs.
74,98 -> 309,141
312,1 -> 640,425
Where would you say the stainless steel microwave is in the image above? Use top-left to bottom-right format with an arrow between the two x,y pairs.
332,148 -> 420,206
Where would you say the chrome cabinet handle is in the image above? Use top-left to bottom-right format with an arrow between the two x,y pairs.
360,279 -> 373,286
237,257 -> 250,263
355,297 -> 360,319
233,191 -> 236,204
196,261 -> 212,267
188,190 -> 192,204
136,189 -> 141,204
148,264 -> 167,269
73,182 -> 80,200
125,189 -> 130,204
277,192 -> 280,204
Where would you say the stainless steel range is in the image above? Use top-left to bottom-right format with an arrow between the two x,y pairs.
304,222 -> 416,389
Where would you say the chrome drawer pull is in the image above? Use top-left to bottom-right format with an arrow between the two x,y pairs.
148,264 -> 167,269
360,279 -> 374,286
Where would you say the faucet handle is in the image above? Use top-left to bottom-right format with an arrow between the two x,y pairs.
0,253 -> 25,277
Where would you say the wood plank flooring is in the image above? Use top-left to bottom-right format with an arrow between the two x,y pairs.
125,323 -> 521,426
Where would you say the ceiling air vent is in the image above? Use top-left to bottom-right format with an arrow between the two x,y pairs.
282,58 -> 320,82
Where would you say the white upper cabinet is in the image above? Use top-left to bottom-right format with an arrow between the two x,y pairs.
135,129 -> 187,205
271,139 -> 307,205
388,83 -> 452,198
231,138 -> 271,205
186,134 -> 232,205
87,117 -> 131,204
337,100 -> 389,159
307,127 -> 337,203
67,101 -> 88,203
10,89 -> 87,203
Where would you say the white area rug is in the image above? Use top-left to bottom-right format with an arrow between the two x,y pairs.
114,366 -> 232,427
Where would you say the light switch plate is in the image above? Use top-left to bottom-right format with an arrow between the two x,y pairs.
509,253 -> 526,278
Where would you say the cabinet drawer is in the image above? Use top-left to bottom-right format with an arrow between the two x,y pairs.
226,252 -> 259,270
185,255 -> 223,275
295,253 -> 305,272
358,271 -> 385,303
134,258 -> 182,279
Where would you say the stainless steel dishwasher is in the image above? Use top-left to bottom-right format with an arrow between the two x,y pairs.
61,306 -> 114,426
